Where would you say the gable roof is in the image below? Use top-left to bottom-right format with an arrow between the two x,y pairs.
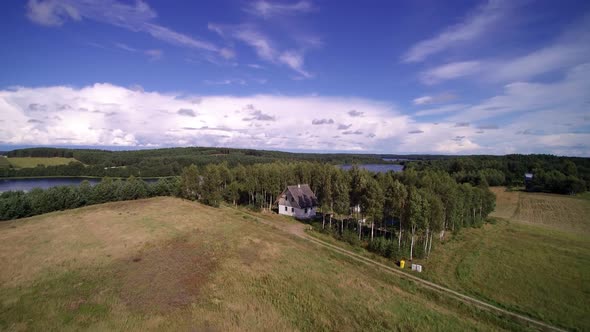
280,184 -> 318,209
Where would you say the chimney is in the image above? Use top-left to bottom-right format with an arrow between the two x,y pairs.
298,184 -> 301,188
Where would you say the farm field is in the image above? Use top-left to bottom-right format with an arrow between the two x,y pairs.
6,157 -> 80,169
419,220 -> 590,331
0,197 -> 509,331
490,187 -> 590,233
0,157 -> 10,169
417,188 -> 590,331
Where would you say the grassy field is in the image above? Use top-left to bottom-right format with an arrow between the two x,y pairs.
413,187 -> 590,331
6,157 -> 79,169
0,157 -> 10,169
0,197 -> 513,331
490,186 -> 590,233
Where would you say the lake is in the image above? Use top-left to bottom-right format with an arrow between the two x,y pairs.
0,177 -> 158,193
339,164 -> 404,173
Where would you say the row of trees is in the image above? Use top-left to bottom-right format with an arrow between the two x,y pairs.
1,147 -> 387,178
0,161 -> 496,260
0,177 -> 178,220
406,155 -> 589,194
176,162 -> 496,260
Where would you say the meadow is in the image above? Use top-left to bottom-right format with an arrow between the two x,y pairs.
6,157 -> 79,169
414,187 -> 590,331
0,197 -> 512,331
307,187 -> 590,331
490,187 -> 590,233
0,157 -> 10,169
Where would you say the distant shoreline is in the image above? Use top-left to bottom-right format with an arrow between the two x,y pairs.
0,176 -> 177,180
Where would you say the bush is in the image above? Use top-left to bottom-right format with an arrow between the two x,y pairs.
340,229 -> 360,247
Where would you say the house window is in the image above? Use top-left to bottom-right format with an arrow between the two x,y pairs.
305,208 -> 308,213
291,207 -> 294,212
284,206 -> 287,211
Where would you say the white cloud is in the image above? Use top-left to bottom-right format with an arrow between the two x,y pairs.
244,1 -> 315,18
0,83 -> 409,151
208,23 -> 313,78
26,0 -> 228,58
2,82 -> 587,156
486,16 -> 590,82
414,104 -> 469,117
402,0 -> 513,63
144,49 -> 162,61
448,63 -> 590,123
420,61 -> 481,84
418,14 -> 590,84
413,92 -> 457,105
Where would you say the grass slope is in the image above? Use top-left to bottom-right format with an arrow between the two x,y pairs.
0,198 -> 506,331
7,157 -> 79,169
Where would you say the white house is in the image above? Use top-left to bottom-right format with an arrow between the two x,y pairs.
277,184 -> 317,219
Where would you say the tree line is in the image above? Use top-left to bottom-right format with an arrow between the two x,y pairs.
1,147 -> 391,178
405,154 -> 589,195
174,162 -> 495,261
0,177 -> 178,220
0,161 -> 495,261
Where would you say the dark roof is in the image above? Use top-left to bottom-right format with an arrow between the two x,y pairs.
281,184 -> 317,209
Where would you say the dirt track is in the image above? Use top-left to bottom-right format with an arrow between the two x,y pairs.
246,210 -> 567,332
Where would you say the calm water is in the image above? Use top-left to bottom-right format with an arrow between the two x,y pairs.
0,177 -> 158,193
340,164 -> 404,173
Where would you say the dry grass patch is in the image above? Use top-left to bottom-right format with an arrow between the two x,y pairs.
490,187 -> 590,234
116,231 -> 222,314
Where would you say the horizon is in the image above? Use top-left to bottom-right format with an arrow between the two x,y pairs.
1,1 -> 590,156
1,144 -> 586,158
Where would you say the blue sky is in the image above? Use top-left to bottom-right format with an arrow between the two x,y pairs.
1,0 -> 589,156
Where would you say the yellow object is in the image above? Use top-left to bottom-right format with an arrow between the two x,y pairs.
400,260 -> 405,269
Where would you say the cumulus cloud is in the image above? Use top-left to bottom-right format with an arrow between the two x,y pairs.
177,108 -> 197,117
0,82 -> 588,155
243,109 -> 276,121
312,118 -> 334,125
348,110 -> 364,117
337,124 -> 352,130
342,130 -> 363,135
477,124 -> 499,130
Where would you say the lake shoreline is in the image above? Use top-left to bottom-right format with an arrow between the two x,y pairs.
0,175 -> 177,180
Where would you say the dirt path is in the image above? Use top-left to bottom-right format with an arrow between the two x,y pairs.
243,210 -> 567,332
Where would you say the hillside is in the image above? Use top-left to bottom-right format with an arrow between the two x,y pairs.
0,197 -> 513,331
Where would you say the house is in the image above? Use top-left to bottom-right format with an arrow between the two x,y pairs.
277,184 -> 317,219
524,173 -> 534,191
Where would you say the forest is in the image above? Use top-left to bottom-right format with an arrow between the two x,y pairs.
0,147 -> 390,177
2,147 -> 588,195
404,154 -> 589,195
0,161 -> 495,261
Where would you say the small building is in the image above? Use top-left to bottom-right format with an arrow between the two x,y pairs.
277,184 -> 317,219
